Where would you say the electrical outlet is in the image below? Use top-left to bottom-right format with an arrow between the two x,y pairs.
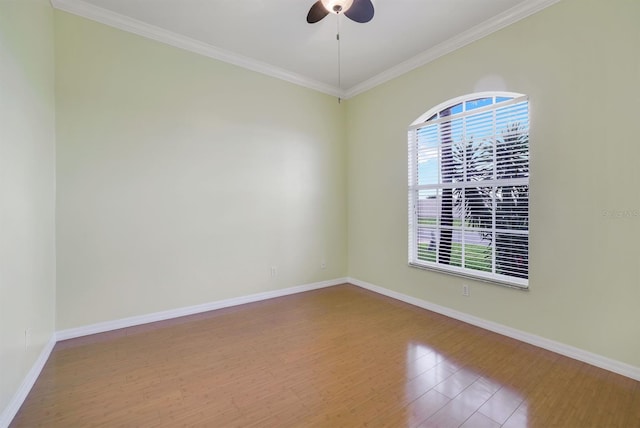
270,266 -> 278,278
321,259 -> 326,269
462,284 -> 470,297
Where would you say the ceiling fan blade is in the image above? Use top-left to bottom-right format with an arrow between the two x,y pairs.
344,0 -> 374,23
307,1 -> 329,23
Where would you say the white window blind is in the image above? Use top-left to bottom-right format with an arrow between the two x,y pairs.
408,93 -> 529,288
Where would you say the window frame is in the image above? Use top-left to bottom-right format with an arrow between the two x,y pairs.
408,92 -> 530,289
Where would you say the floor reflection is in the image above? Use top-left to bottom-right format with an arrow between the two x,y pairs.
401,341 -> 528,427
15,285 -> 636,427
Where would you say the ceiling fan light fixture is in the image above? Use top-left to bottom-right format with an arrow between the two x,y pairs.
320,0 -> 354,14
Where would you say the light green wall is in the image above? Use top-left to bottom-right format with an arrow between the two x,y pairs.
346,0 -> 640,367
3,1 -> 638,417
0,0 -> 57,416
54,11 -> 348,330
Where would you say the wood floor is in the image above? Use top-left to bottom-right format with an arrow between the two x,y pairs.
10,284 -> 640,427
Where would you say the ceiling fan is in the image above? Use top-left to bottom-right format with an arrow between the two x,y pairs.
306,0 -> 374,24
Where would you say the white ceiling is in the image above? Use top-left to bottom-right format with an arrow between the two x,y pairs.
51,0 -> 559,98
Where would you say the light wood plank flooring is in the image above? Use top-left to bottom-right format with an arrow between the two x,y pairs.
10,284 -> 640,427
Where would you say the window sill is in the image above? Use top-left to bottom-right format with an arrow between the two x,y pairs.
408,262 -> 529,291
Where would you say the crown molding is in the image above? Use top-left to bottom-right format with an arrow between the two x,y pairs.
50,0 -> 345,98
344,0 -> 562,98
51,0 -> 560,100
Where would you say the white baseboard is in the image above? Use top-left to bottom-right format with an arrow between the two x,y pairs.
348,277 -> 640,382
0,334 -> 56,428
4,276 -> 638,428
56,277 -> 348,341
2,278 -> 348,427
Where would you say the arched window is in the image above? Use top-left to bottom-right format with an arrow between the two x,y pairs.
408,92 -> 530,288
